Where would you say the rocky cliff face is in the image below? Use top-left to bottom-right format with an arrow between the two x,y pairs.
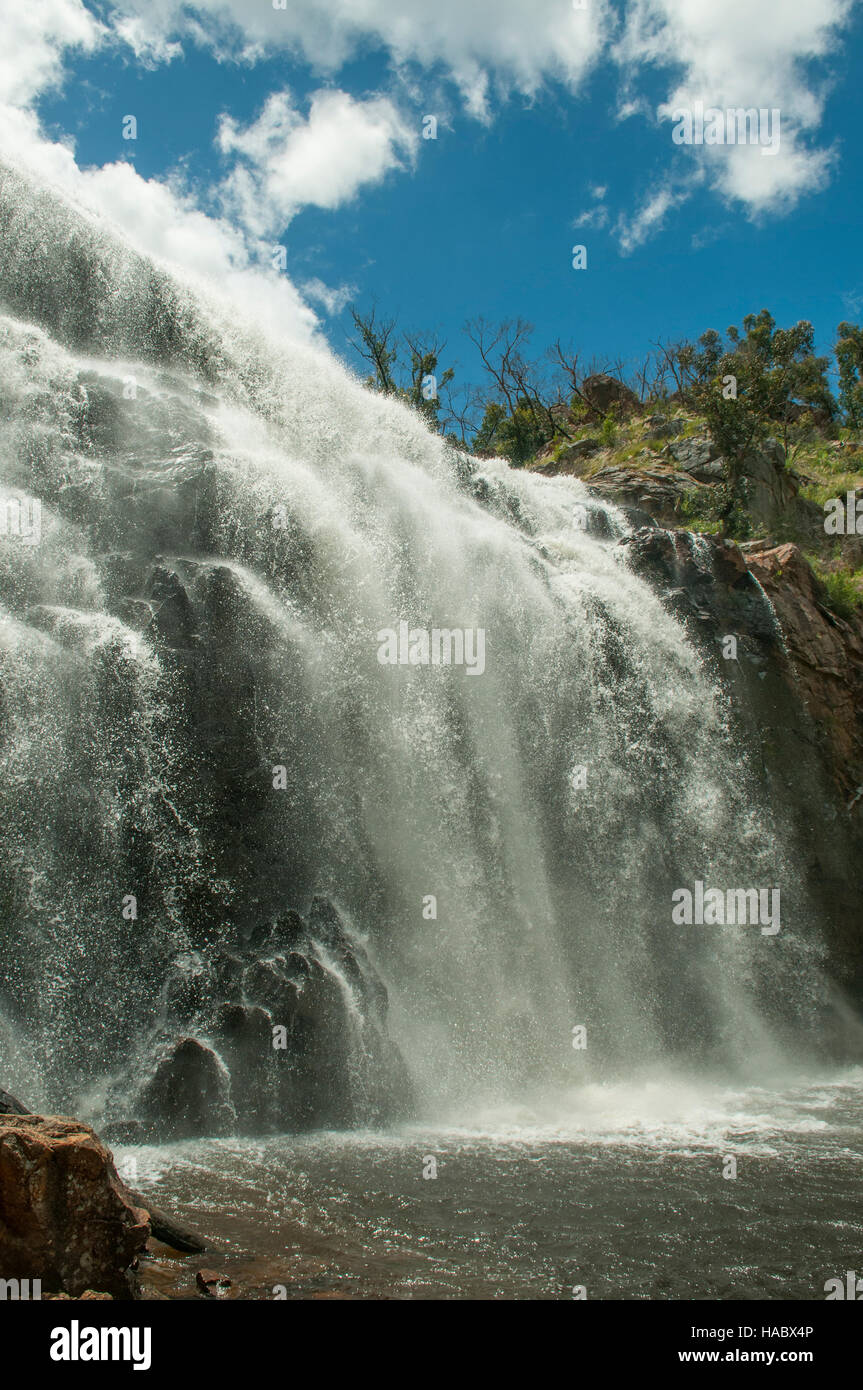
122,895 -> 412,1140
0,329 -> 413,1140
746,543 -> 863,810
617,521 -> 863,1004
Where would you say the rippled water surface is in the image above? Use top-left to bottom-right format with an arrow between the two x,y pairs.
124,1069 -> 863,1300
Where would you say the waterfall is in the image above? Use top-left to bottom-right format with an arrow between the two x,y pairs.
0,159 -> 836,1135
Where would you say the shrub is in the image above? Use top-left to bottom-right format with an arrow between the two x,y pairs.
811,560 -> 863,620
599,413 -> 618,448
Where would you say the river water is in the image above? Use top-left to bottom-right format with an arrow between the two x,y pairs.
123,1067 -> 863,1300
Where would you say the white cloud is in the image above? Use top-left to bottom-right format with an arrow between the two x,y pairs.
102,0 -> 612,118
0,0 -> 102,106
617,0 -> 853,213
217,89 -> 419,236
0,5 -> 394,346
573,205 -> 609,230
300,277 -> 356,316
574,184 -> 610,230
616,96 -> 652,122
112,14 -> 183,66
615,182 -> 691,254
712,137 -> 836,211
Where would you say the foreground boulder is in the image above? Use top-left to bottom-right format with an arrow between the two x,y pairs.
0,1089 -> 207,1254
0,1115 -> 149,1297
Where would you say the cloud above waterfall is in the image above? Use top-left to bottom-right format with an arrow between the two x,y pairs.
101,0 -> 610,121
614,0 -> 853,226
216,89 -> 419,237
0,0 -> 102,107
614,183 -> 687,255
0,95 -> 322,345
0,0 -> 857,333
90,0 -> 857,221
0,1 -> 419,342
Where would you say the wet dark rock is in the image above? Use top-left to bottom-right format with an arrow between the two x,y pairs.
0,1087 -> 30,1115
623,525 -> 863,1005
310,897 -> 389,1014
242,959 -> 301,1018
621,527 -> 775,644
580,507 -> 616,540
145,565 -> 197,649
214,1000 -> 272,1040
272,910 -> 307,949
57,481 -> 99,524
137,1038 -> 234,1140
100,1119 -> 145,1144
99,552 -> 150,607
211,950 -> 245,1000
116,598 -> 153,630
123,899 -> 412,1138
616,504 -> 657,531
164,952 -> 213,1023
212,1001 -> 299,1133
75,374 -> 127,453
282,951 -> 313,985
248,909 -> 305,954
309,894 -> 350,950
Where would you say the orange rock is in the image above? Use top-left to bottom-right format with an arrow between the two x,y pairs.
0,1115 -> 150,1298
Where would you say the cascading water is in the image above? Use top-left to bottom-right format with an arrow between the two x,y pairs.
0,159 -> 848,1144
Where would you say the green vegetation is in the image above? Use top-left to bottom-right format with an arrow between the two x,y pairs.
347,303 -> 863,608
599,413 -> 618,449
347,304 -> 454,432
809,556 -> 863,619
836,322 -> 863,429
680,312 -> 833,517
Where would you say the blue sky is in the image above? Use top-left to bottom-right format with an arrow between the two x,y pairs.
4,0 -> 863,403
